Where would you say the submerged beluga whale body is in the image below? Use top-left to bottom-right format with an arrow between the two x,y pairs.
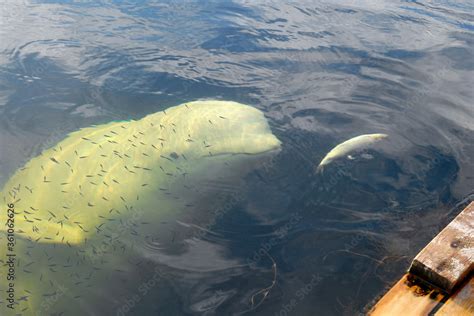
0,100 -> 281,315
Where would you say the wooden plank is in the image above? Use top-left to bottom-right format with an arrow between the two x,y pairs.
369,274 -> 445,316
436,275 -> 474,315
409,202 -> 474,293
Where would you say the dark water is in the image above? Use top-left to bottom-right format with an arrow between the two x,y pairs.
0,1 -> 473,315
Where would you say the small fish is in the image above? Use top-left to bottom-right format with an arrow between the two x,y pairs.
316,133 -> 388,173
160,155 -> 172,161
124,166 -> 135,174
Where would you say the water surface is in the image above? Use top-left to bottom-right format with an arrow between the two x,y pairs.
0,1 -> 473,315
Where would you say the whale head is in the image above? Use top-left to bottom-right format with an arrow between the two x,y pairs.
131,100 -> 282,241
142,100 -> 281,187
148,100 -> 281,156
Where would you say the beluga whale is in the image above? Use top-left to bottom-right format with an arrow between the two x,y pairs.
0,100 -> 281,315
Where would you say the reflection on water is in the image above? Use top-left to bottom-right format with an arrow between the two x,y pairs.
0,0 -> 473,315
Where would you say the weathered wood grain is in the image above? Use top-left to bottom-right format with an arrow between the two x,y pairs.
436,275 -> 474,315
369,274 -> 445,316
409,202 -> 474,293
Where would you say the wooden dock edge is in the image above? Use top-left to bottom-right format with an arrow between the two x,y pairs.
409,202 -> 474,293
368,274 -> 446,316
368,201 -> 474,315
